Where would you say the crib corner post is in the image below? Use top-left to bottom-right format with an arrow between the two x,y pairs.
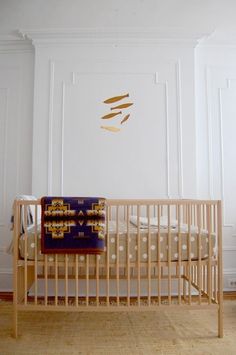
217,200 -> 223,338
12,199 -> 19,339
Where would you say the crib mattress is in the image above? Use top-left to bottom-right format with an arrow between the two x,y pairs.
19,221 -> 216,264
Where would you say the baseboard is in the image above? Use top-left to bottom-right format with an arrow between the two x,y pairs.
1,291 -> 236,302
223,291 -> 236,300
223,268 -> 236,291
1,266 -> 236,293
0,292 -> 13,301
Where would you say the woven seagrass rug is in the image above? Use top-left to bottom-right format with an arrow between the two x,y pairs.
0,300 -> 236,355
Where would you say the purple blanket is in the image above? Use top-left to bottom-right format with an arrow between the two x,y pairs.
41,197 -> 106,254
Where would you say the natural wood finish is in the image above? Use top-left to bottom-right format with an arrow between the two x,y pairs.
116,206 -> 120,306
217,201 -> 223,338
106,206 -> 110,307
12,198 -> 223,339
2,291 -> 235,303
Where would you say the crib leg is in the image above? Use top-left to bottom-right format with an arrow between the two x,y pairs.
218,302 -> 223,338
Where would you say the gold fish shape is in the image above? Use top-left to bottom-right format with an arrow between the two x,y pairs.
101,111 -> 122,119
110,103 -> 133,110
101,125 -> 120,132
121,114 -> 130,124
103,93 -> 129,104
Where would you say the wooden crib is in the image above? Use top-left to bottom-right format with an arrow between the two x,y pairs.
13,199 -> 223,338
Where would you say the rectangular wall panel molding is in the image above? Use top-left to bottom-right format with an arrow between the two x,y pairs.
30,33 -> 197,199
0,88 -> 8,226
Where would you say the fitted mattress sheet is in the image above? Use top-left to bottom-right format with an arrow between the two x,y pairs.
19,221 -> 216,264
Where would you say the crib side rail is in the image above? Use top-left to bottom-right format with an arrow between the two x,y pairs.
106,199 -> 222,307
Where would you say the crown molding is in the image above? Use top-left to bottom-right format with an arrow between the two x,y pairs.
198,29 -> 236,47
0,33 -> 33,53
18,27 -> 210,47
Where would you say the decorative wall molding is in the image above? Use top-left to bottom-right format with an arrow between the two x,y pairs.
205,66 -> 235,227
19,28 -> 209,47
0,88 -> 8,226
205,66 -> 214,199
175,60 -> 184,198
47,60 -> 55,195
223,246 -> 236,252
223,268 -> 236,275
16,67 -> 22,195
155,73 -> 170,198
61,81 -> 65,195
218,78 -> 236,228
199,31 -> 236,48
58,71 -> 172,198
0,34 -> 32,53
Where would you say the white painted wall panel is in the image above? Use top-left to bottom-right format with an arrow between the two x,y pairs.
0,51 -> 34,289
63,73 -> 168,198
31,41 -> 197,201
1,27 -> 236,291
196,46 -> 236,287
0,88 -> 8,226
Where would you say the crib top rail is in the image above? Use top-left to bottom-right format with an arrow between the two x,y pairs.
14,198 -> 220,206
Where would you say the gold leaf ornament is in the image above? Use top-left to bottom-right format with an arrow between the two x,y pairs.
103,93 -> 129,104
121,114 -> 130,124
101,126 -> 120,132
101,111 -> 122,119
110,103 -> 133,110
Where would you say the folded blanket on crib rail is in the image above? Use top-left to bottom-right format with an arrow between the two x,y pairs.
130,215 -> 178,228
41,197 -> 106,254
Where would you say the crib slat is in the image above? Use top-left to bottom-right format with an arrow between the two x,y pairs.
13,201 -> 20,338
127,205 -> 130,306
147,205 -> 151,306
137,205 -> 141,306
188,204 -> 192,305
24,205 -> 28,305
203,264 -> 206,294
75,255 -> 78,307
207,205 -> 212,304
197,204 -> 202,305
183,266 -> 186,301
213,204 -> 216,234
214,265 -> 217,302
44,255 -> 48,306
34,205 -> 38,305
55,254 -> 58,306
86,255 -> 89,306
157,205 -> 161,305
177,204 -> 181,305
106,206 -> 110,306
96,255 -> 99,306
65,254 -> 68,307
167,205 -> 171,305
116,206 -> 120,306
217,200 -> 223,338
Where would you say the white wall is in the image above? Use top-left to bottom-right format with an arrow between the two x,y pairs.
0,45 -> 34,290
196,42 -> 236,289
1,0 -> 236,291
29,30 -> 198,200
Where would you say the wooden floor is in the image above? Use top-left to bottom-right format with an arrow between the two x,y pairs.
0,298 -> 236,355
